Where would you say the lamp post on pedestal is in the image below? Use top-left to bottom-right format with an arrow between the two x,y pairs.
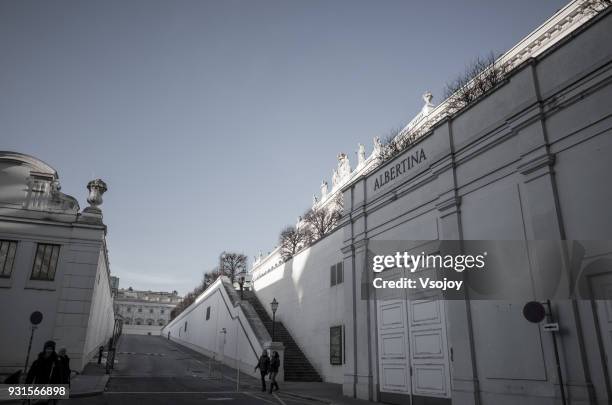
270,298 -> 278,341
238,275 -> 245,300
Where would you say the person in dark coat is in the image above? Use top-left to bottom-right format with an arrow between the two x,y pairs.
268,351 -> 280,393
254,350 -> 270,392
25,340 -> 63,384
57,348 -> 71,386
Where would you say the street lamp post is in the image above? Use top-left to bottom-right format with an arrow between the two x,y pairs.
239,275 -> 245,300
270,298 -> 278,341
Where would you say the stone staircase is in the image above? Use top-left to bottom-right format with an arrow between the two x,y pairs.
242,290 -> 322,382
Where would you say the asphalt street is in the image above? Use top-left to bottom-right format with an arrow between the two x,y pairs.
64,334 -> 324,405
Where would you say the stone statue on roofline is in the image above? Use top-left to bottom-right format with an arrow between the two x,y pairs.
421,91 -> 434,116
357,143 -> 366,167
332,168 -> 340,189
312,193 -> 319,207
372,136 -> 383,158
337,153 -> 351,180
321,180 -> 328,198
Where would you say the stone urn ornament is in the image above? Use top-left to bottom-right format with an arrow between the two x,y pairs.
86,179 -> 107,211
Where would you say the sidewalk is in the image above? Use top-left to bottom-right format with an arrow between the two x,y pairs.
278,382 -> 379,405
69,362 -> 110,398
0,362 -> 109,403
167,338 -> 378,404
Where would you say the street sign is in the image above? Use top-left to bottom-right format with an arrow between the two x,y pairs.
523,301 -> 546,323
543,323 -> 560,332
30,311 -> 43,325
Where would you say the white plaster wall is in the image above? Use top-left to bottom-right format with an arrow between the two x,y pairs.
81,249 -> 115,368
162,278 -> 263,379
252,228 -> 345,384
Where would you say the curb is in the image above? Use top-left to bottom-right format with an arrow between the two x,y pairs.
282,391 -> 332,404
69,374 -> 110,398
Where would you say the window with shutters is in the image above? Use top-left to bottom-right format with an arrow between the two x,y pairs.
330,262 -> 343,286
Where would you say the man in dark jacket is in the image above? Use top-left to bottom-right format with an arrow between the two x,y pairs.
25,340 -> 63,384
254,350 -> 270,392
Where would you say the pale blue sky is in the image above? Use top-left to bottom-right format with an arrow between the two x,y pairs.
1,0 -> 568,295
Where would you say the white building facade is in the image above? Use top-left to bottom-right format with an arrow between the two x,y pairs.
0,152 -> 116,374
254,2 -> 612,404
114,288 -> 181,335
165,1 -> 612,404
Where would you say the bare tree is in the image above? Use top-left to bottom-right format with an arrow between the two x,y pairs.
279,225 -> 311,261
379,127 -> 407,161
171,291 -> 196,320
203,266 -> 221,287
219,251 -> 247,283
303,206 -> 342,240
443,52 -> 508,115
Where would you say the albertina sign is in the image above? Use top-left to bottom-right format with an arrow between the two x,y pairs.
373,147 -> 426,191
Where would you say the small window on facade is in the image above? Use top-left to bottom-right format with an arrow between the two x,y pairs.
0,240 -> 17,278
138,308 -> 142,313
206,306 -> 211,320
184,321 -> 188,332
147,319 -> 153,325
150,309 -> 153,314
331,262 -> 343,286
127,307 -> 132,312
30,243 -> 60,281
330,325 -> 343,365
161,309 -> 165,314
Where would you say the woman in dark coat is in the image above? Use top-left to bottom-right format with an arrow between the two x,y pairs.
25,340 -> 63,384
268,351 -> 280,393
57,348 -> 71,386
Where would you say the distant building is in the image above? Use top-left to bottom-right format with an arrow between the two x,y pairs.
114,288 -> 181,335
110,276 -> 120,297
0,151 -> 115,373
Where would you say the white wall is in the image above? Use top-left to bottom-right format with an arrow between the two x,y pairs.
82,249 -> 115,368
162,277 -> 264,379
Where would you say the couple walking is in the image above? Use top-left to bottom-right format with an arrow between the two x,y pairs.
254,350 -> 280,393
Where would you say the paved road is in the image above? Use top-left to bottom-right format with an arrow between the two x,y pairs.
65,334 -> 324,405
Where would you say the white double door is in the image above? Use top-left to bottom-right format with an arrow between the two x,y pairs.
376,267 -> 451,398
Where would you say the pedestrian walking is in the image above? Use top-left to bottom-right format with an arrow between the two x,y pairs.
268,351 -> 280,393
25,340 -> 64,384
57,348 -> 71,387
254,350 -> 270,392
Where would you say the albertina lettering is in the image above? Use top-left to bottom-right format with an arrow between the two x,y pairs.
374,148 -> 426,191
